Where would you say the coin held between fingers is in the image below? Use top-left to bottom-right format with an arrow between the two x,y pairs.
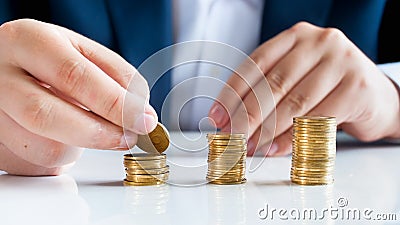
136,122 -> 170,153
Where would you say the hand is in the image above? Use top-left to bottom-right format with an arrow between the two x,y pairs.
0,19 -> 158,175
209,21 -> 400,157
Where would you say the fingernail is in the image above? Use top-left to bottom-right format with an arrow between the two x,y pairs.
209,104 -> 225,126
134,113 -> 157,135
267,142 -> 279,156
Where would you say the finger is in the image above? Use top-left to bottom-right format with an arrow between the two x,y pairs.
0,109 -> 83,168
0,143 -> 63,176
267,130 -> 293,157
269,57 -> 343,137
226,26 -> 329,136
268,74 -> 363,156
2,19 -> 156,134
248,59 -> 344,153
209,25 -> 297,127
57,25 -> 150,98
305,75 -> 367,138
0,68 -> 137,150
246,123 -> 275,157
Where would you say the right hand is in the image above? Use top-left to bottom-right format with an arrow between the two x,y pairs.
0,19 -> 158,176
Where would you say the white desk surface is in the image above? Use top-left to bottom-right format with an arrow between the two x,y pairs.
1,131 -> 399,225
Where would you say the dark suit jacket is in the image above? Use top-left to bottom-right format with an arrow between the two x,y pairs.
0,0 -> 398,114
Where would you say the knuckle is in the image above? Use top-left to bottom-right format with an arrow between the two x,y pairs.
104,90 -> 124,125
76,43 -> 96,59
347,71 -> 368,93
57,59 -> 89,95
285,92 -> 309,114
247,111 -> 261,129
290,21 -> 313,33
0,20 -> 21,40
0,20 -> 22,55
268,72 -> 287,97
0,19 -> 40,42
123,67 -> 141,88
25,94 -> 54,134
318,27 -> 345,44
58,59 -> 88,96
251,53 -> 267,72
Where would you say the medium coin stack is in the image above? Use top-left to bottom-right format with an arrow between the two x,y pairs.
291,116 -> 337,185
123,153 -> 169,186
206,133 -> 247,185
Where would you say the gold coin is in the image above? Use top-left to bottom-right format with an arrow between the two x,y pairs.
124,153 -> 166,161
206,132 -> 247,185
291,116 -> 337,186
125,165 -> 170,175
293,116 -> 336,121
207,133 -> 246,140
124,160 -> 167,169
125,172 -> 169,183
208,178 -> 247,185
209,139 -> 246,146
136,122 -> 170,153
123,179 -> 166,186
208,146 -> 247,151
123,151 -> 170,186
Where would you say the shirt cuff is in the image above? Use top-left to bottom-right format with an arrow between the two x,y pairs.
378,62 -> 400,144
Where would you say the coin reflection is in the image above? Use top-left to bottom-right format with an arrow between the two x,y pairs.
124,184 -> 170,215
207,184 -> 246,225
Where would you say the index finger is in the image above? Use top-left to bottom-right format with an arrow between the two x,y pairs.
210,27 -> 296,127
3,19 -> 156,134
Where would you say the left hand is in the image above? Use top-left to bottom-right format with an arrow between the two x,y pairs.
209,21 -> 400,157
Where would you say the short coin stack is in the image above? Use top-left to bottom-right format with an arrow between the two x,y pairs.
206,133 -> 247,185
123,153 -> 169,186
291,116 -> 337,185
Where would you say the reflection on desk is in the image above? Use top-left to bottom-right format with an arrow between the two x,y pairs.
0,131 -> 399,225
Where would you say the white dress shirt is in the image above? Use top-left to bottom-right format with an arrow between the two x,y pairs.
169,0 -> 400,132
170,0 -> 265,130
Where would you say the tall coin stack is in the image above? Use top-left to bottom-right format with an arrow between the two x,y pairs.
123,153 -> 169,186
206,133 -> 247,185
291,116 -> 337,185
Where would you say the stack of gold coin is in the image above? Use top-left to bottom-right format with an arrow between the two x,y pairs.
290,116 -> 337,185
123,153 -> 169,186
206,133 -> 247,185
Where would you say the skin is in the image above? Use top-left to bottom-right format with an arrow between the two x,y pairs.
209,22 -> 400,157
0,19 -> 158,176
1,19 -> 399,175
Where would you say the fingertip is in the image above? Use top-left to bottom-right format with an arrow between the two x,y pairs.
208,103 -> 227,127
134,113 -> 158,135
145,104 -> 158,121
266,142 -> 279,156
